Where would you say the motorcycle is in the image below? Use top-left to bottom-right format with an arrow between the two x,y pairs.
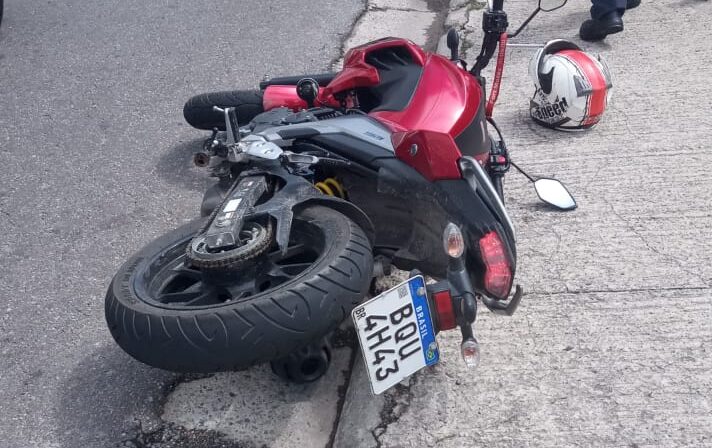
105,0 -> 575,393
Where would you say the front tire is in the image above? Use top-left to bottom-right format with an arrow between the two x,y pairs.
183,90 -> 264,130
105,206 -> 373,373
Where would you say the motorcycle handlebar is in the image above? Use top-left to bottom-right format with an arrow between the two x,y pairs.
471,0 -> 508,76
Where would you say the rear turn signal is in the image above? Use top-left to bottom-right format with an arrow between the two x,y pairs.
461,338 -> 481,369
443,223 -> 465,259
479,231 -> 512,300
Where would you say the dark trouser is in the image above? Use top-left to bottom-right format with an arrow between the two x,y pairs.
591,0 -> 626,19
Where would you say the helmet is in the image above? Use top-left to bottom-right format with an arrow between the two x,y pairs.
529,40 -> 613,131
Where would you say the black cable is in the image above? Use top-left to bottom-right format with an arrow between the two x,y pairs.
487,116 -> 506,148
487,119 -> 536,182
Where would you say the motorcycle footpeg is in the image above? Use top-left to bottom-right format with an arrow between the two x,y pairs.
481,284 -> 523,316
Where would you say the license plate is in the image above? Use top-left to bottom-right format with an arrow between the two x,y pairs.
352,276 -> 439,395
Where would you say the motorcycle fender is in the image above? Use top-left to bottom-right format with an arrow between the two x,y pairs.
294,196 -> 375,245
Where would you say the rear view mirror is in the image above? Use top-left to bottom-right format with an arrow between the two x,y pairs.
539,0 -> 567,12
534,178 -> 577,210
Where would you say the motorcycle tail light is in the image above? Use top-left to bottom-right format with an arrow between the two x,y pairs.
432,289 -> 457,331
461,338 -> 481,369
479,231 -> 512,300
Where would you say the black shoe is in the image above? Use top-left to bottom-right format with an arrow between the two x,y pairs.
627,0 -> 641,9
580,11 -> 624,42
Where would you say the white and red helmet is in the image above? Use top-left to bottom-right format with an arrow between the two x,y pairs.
528,40 -> 613,131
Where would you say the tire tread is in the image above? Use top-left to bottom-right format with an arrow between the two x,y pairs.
105,207 -> 372,372
183,90 -> 264,130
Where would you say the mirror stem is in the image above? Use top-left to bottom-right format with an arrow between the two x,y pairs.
508,8 -> 540,38
509,160 -> 537,183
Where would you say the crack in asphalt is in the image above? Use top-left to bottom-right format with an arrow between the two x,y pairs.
118,423 -> 247,448
330,0 -> 453,69
327,327 -> 359,448
599,195 -> 710,287
116,374 -> 231,448
132,329 -> 357,448
448,0 -> 487,56
424,0 -> 452,50
370,376 -> 418,448
528,285 -> 712,296
370,6 -> 431,12
329,0 -> 369,70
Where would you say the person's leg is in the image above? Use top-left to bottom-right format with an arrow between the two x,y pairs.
627,0 -> 641,10
580,0 -> 628,41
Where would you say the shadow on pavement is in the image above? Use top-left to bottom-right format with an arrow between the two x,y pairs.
55,343 -> 175,448
155,137 -> 215,194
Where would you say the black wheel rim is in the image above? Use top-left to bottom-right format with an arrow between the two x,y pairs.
133,220 -> 325,309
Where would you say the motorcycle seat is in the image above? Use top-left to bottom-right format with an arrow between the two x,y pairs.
359,47 -> 423,112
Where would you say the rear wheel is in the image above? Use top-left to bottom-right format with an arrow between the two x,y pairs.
105,206 -> 373,373
183,90 -> 264,130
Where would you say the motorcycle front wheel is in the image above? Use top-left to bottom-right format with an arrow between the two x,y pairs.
183,90 -> 264,131
105,206 -> 373,373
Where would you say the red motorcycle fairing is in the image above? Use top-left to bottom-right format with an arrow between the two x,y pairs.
261,37 -> 426,112
366,49 -> 481,137
261,38 -> 490,180
321,37 -> 427,98
330,38 -> 490,177
391,130 -> 462,181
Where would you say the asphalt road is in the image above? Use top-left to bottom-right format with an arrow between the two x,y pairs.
0,1 -> 364,446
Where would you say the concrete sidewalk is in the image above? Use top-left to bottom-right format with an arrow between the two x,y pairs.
335,0 -> 712,447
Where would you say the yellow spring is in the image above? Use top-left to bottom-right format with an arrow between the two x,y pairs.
315,178 -> 346,199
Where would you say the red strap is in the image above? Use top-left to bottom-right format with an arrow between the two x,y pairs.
486,33 -> 508,118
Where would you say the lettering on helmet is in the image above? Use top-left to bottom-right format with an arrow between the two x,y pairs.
532,96 -> 569,122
